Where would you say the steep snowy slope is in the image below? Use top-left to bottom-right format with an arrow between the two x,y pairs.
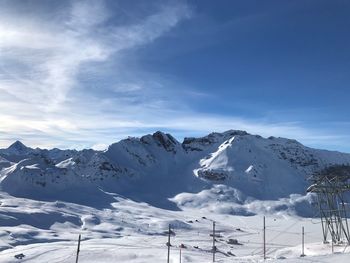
192,133 -> 350,199
1,130 -> 350,210
103,132 -> 205,208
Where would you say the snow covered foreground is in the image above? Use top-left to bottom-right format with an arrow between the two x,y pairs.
1,130 -> 350,262
0,192 -> 349,263
0,194 -> 349,262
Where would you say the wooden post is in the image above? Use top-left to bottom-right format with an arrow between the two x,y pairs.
263,216 -> 266,260
167,224 -> 171,263
75,234 -> 81,263
212,221 -> 216,262
301,226 -> 305,257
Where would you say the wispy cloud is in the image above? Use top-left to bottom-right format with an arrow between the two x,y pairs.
0,0 -> 349,153
0,0 -> 191,108
0,0 -> 192,148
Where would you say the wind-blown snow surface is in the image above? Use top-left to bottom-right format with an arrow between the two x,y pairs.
1,130 -> 350,262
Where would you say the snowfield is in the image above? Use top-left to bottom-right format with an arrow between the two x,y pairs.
0,130 -> 350,262
0,192 -> 349,263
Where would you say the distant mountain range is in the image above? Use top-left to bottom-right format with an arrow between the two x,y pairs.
1,130 -> 350,210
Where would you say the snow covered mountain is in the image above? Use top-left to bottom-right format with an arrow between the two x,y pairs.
1,130 -> 350,262
1,130 -> 350,210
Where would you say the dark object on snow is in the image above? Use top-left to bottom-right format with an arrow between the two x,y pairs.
179,243 -> 187,248
14,253 -> 25,259
227,238 -> 238,244
202,216 -> 207,219
194,246 -> 199,249
227,251 -> 235,256
187,220 -> 193,223
227,238 -> 242,245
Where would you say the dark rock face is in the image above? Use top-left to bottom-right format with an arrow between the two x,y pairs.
149,131 -> 180,153
197,169 -> 228,181
183,130 -> 249,152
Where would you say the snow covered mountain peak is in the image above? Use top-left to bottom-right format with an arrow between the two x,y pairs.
6,140 -> 32,155
182,130 -> 249,152
140,131 -> 181,153
1,130 -> 350,211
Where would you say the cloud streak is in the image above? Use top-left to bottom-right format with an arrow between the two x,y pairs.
0,0 -> 190,108
0,0 -> 349,153
0,0 -> 191,148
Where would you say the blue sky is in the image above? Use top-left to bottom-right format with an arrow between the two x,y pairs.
0,0 -> 349,152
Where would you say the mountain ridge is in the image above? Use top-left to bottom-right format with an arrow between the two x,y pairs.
1,130 -> 350,212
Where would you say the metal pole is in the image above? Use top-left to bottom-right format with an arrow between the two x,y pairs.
75,234 -> 81,263
167,224 -> 171,263
212,221 -> 216,262
331,236 -> 334,254
179,247 -> 182,263
301,226 -> 305,257
263,216 -> 266,260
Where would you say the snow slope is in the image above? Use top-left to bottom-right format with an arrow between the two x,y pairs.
0,192 -> 349,262
1,130 -> 350,262
1,130 -> 350,211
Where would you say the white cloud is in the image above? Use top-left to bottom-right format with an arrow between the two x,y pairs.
92,143 -> 109,151
0,0 -> 190,108
0,0 -> 192,148
68,0 -> 110,29
0,1 -> 348,153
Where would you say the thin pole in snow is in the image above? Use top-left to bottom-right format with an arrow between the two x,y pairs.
75,234 -> 81,263
212,221 -> 216,262
332,237 -> 334,254
301,226 -> 305,257
179,247 -> 182,263
263,216 -> 266,260
167,224 -> 171,263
